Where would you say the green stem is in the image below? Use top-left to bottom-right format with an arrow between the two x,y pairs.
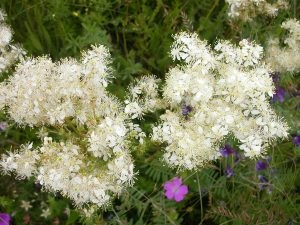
196,173 -> 204,224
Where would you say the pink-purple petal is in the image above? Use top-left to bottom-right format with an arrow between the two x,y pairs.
171,177 -> 182,186
177,185 -> 188,196
165,190 -> 175,199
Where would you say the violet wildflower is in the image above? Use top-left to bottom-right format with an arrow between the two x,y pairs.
182,105 -> 192,116
255,160 -> 269,171
163,177 -> 188,202
292,135 -> 300,147
225,166 -> 234,178
272,86 -> 286,102
258,175 -> 272,193
0,213 -> 11,225
220,144 -> 236,157
0,122 -> 8,132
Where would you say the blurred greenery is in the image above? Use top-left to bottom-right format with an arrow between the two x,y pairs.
0,0 -> 299,224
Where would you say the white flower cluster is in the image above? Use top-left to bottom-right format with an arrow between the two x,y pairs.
266,19 -> 300,72
0,45 -> 143,208
0,10 -> 24,73
0,143 -> 39,179
225,0 -> 288,21
124,75 -> 162,119
1,137 -> 135,207
152,32 -> 288,170
0,45 -> 116,126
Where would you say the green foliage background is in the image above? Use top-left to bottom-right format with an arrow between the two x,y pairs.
0,0 -> 299,224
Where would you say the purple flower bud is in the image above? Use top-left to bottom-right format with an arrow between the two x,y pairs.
225,166 -> 234,178
220,144 -> 236,157
272,86 -> 286,103
255,160 -> 269,171
182,105 -> 192,116
292,135 -> 300,147
0,213 -> 11,225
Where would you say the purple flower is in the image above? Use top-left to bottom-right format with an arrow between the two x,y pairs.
220,144 -> 236,157
255,160 -> 269,171
258,175 -> 268,190
225,166 -> 234,178
182,105 -> 192,116
292,135 -> 300,147
0,122 -> 8,132
163,177 -> 188,202
258,175 -> 272,193
272,86 -> 286,102
0,213 -> 11,225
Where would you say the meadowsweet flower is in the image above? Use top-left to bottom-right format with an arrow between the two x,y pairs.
163,177 -> 188,202
20,200 -> 32,212
0,44 -> 144,211
292,135 -> 300,147
124,75 -> 162,119
0,213 -> 11,225
40,208 -> 51,218
153,32 -> 288,170
266,19 -> 300,73
0,10 -> 25,73
225,0 -> 288,21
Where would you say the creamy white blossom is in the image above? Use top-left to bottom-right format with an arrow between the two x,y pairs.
124,75 -> 162,119
152,32 -> 288,170
225,0 -> 288,21
266,19 -> 300,72
0,10 -> 25,73
0,44 -> 144,210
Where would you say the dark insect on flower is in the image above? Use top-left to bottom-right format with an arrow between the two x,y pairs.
272,86 -> 286,102
270,71 -> 280,85
220,144 -> 236,157
225,166 -> 234,178
182,105 -> 192,116
255,160 -> 269,171
292,135 -> 300,147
